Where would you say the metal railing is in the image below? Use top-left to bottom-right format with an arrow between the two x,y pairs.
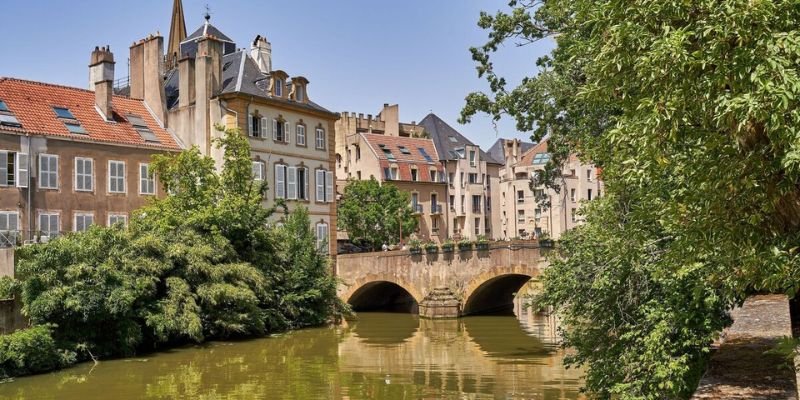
431,204 -> 443,214
0,230 -> 67,248
413,204 -> 424,214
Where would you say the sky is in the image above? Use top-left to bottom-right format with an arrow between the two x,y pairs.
0,0 -> 554,150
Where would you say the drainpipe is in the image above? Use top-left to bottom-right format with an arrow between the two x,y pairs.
25,135 -> 32,244
442,159 -> 449,240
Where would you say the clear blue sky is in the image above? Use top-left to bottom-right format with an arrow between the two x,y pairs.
0,0 -> 553,150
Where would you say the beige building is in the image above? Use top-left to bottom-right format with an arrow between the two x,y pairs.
419,114 -> 503,241
497,139 -> 603,239
0,46 -> 180,246
123,2 -> 339,254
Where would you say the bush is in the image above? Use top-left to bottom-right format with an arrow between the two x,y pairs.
0,325 -> 74,378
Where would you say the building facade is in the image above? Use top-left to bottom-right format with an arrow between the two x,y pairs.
0,46 -> 180,246
125,5 -> 339,254
497,139 -> 604,239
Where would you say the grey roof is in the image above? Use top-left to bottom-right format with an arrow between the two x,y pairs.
180,22 -> 237,59
418,113 -> 503,165
486,138 -> 535,165
186,22 -> 234,43
164,50 -> 335,116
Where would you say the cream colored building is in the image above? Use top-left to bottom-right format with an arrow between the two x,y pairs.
123,2 -> 338,254
497,139 -> 603,239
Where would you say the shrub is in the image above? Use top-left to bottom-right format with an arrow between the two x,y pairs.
0,325 -> 74,378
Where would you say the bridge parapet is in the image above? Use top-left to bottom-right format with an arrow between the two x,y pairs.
336,244 -> 549,318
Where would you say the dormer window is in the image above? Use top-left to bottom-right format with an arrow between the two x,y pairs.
53,107 -> 87,135
398,146 -> 411,155
275,79 -> 283,97
0,100 -> 21,128
128,114 -> 160,143
296,86 -> 304,102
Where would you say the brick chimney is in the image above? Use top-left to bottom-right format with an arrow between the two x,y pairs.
129,34 -> 167,125
89,46 -> 115,121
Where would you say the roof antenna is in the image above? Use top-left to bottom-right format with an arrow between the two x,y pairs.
204,4 -> 212,22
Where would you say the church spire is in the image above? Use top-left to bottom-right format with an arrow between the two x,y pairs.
166,0 -> 187,70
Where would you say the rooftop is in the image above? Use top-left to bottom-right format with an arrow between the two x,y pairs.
418,113 -> 502,165
361,133 -> 444,183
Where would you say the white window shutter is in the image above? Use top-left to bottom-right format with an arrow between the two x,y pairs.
287,167 -> 297,200
272,119 -> 278,141
0,151 -> 7,186
252,161 -> 262,180
248,114 -> 254,136
15,153 -> 28,188
260,117 -> 268,138
316,170 -> 325,202
303,168 -> 309,200
275,164 -> 285,199
326,171 -> 334,203
284,122 -> 290,143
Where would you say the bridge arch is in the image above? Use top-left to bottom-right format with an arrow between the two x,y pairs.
342,275 -> 423,313
461,265 -> 541,316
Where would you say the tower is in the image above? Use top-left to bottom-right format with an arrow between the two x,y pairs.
166,0 -> 187,70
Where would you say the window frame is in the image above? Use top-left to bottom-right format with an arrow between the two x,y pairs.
38,211 -> 60,238
73,212 -> 95,232
315,128 -> 326,150
107,213 -> 128,227
296,124 -> 306,146
38,154 -> 59,190
74,157 -> 94,192
108,160 -> 126,194
315,222 -> 329,254
139,163 -> 155,195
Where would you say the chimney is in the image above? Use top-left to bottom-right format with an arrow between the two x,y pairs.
90,46 -> 115,121
178,56 -> 195,107
129,35 -> 167,125
251,35 -> 272,74
382,104 -> 399,137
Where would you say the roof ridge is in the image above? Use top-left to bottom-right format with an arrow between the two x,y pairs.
0,77 -> 139,102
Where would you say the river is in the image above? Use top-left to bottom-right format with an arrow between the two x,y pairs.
0,303 -> 582,399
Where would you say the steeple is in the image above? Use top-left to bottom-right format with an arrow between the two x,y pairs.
166,0 -> 187,70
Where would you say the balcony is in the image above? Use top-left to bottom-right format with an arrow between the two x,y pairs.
413,204 -> 423,215
431,204 -> 443,215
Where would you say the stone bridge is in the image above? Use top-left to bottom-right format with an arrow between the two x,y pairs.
335,244 -> 549,318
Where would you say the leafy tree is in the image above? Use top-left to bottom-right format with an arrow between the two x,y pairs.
338,178 -> 417,250
13,126 -> 342,370
462,0 -> 800,398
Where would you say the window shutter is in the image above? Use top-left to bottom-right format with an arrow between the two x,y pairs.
0,151 -> 7,186
316,170 -> 325,202
260,117 -> 268,138
303,168 -> 309,200
275,164 -> 285,199
287,167 -> 297,199
284,122 -> 290,143
326,171 -> 334,203
252,161 -> 262,180
272,119 -> 278,141
15,153 -> 27,188
248,114 -> 254,136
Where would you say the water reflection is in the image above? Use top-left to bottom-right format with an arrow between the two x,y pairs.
0,302 -> 581,399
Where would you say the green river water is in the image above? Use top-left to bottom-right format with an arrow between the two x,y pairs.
0,305 -> 582,399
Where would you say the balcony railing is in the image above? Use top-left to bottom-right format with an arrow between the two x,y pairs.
0,230 -> 65,248
413,204 -> 423,214
431,204 -> 443,215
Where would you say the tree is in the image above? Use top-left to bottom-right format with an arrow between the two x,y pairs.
338,178 -> 417,250
462,1 -> 800,398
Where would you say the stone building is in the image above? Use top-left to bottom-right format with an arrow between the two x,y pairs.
123,2 -> 339,254
0,46 -> 181,246
497,139 -> 603,239
418,113 -> 503,241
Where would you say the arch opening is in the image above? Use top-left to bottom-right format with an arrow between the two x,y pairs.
462,274 -> 532,316
348,281 -> 419,313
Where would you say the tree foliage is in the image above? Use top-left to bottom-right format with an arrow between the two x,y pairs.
337,178 -> 417,250
13,126 -> 343,370
463,0 -> 800,398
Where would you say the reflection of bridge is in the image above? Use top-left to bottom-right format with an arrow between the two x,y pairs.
336,244 -> 548,318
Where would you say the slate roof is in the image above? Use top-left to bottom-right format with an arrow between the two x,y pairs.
186,22 -> 234,43
0,78 -> 181,151
361,133 -> 444,183
164,50 -> 335,116
486,138 -> 536,166
418,113 -> 502,165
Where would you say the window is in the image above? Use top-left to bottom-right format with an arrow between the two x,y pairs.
0,211 -> 19,245
39,154 -> 58,189
275,79 -> 283,97
570,188 -> 576,202
296,86 -> 305,102
286,166 -> 299,199
275,164 -> 286,199
315,128 -> 326,150
461,195 -> 465,214
0,114 -> 22,128
410,168 -> 418,182
273,119 -> 287,142
419,148 -> 434,163
449,173 -> 455,184
469,150 -> 477,166
74,213 -> 94,232
587,189 -> 593,201
64,122 -> 87,135
468,173 -> 478,184
383,167 -> 398,181
460,172 -> 464,187
571,208 -> 577,223
108,214 -> 127,227
140,163 -> 155,195
432,217 -> 439,230
411,193 -> 419,212
570,168 -> 576,177
252,161 -> 264,181
449,195 -> 455,210
586,169 -> 593,181
448,136 -> 458,143
532,153 -> 551,165
108,160 -> 126,193
298,167 -> 309,200
380,145 -> 396,161
535,208 -> 542,218
355,145 -> 361,160
517,190 -> 524,203
0,101 -> 8,112
296,124 -> 306,146
53,107 -> 76,119
487,196 -> 491,211
74,157 -> 93,192
429,170 -> 438,182
517,210 -> 525,223
0,151 -> 28,188
316,223 -> 329,254
472,195 -> 482,213
316,170 -> 334,203
398,146 -> 411,155
38,212 -> 59,238
128,114 -> 159,142
474,218 -> 481,235
431,194 -> 439,213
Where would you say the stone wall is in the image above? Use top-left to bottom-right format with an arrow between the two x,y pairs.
0,248 -> 12,278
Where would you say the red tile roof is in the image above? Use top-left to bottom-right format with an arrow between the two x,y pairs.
362,133 -> 443,182
0,78 -> 181,151
518,140 -> 548,166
